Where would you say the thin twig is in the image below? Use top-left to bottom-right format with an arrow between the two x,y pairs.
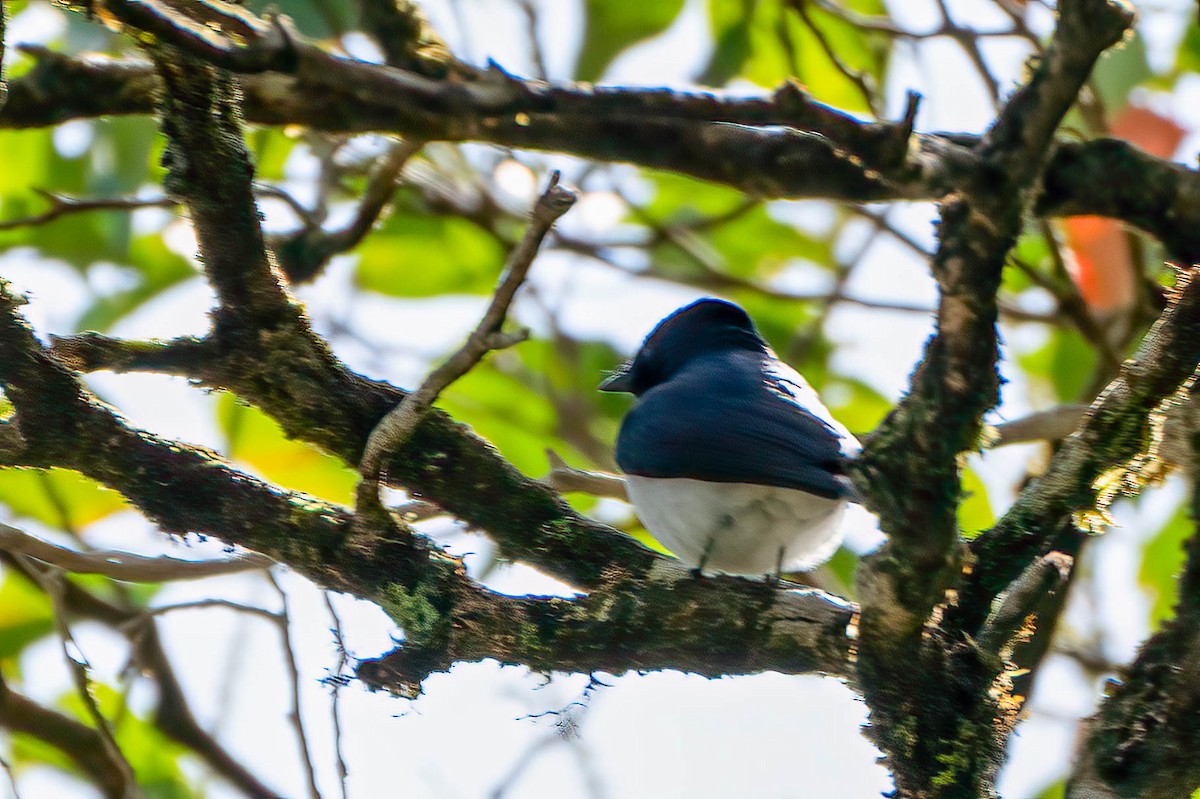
134,599 -> 282,624
516,0 -> 549,81
933,0 -> 1001,106
322,591 -> 350,799
788,0 -> 881,116
2,552 -> 281,797
357,171 -> 576,503
391,499 -> 444,522
849,205 -> 932,257
0,523 -> 272,582
271,138 -> 423,283
18,556 -> 139,798
811,0 -> 1018,40
0,184 -> 321,233
0,191 -> 176,232
267,570 -> 323,799
0,751 -> 20,799
540,449 -> 628,501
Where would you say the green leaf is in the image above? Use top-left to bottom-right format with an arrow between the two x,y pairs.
217,393 -> 358,505
957,466 -> 994,538
1138,502 -> 1189,627
0,129 -> 107,270
355,213 -> 505,298
645,170 -> 750,220
821,546 -> 859,599
700,0 -> 888,111
1035,781 -> 1066,799
1018,328 -> 1098,404
0,570 -> 54,659
1174,23 -> 1200,76
706,205 -> 832,278
246,0 -> 353,38
821,376 -> 892,436
576,0 -> 687,82
700,0 -> 756,85
0,468 -> 127,530
1091,30 -> 1151,111
0,119 -> 164,274
439,359 -> 562,476
89,116 -> 161,196
58,684 -> 198,798
250,128 -> 300,183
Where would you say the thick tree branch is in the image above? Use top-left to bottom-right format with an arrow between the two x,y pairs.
962,266 -> 1200,630
849,0 -> 1134,794
1067,440 -> 1200,799
149,44 -> 298,324
2,289 -> 854,695
3,48 -> 1198,261
136,36 -> 671,594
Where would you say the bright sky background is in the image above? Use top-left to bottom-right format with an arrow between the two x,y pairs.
2,0 -> 1198,797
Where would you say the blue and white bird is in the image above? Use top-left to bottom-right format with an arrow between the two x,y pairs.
599,298 -> 859,576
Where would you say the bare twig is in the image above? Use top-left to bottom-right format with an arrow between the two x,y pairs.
540,450 -> 628,501
0,191 -> 176,232
933,0 -> 1001,106
0,185 -> 319,234
135,599 -> 282,624
516,0 -> 549,81
267,570 -> 323,799
788,0 -> 881,116
357,171 -> 576,503
0,669 -> 130,799
0,751 -> 20,799
991,405 -> 1088,446
0,523 -> 272,581
2,551 -> 281,798
18,557 -> 140,798
323,591 -> 351,799
271,139 -> 424,283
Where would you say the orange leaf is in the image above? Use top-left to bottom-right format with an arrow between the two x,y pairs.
1064,105 -> 1185,314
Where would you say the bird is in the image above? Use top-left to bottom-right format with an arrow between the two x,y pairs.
599,298 -> 859,576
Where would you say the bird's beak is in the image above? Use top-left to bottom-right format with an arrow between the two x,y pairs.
598,366 -> 634,393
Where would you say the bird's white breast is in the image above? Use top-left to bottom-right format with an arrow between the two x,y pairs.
624,476 -> 845,575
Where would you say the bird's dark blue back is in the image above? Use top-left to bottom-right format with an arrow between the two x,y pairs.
614,348 -> 853,499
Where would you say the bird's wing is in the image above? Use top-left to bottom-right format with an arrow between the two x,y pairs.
764,358 -> 860,456
615,363 -> 854,500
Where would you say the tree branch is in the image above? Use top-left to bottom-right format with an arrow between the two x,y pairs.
0,522 -> 272,581
1,284 -> 855,695
0,670 -> 134,799
357,171 -> 575,500
1,552 -> 284,798
269,139 -> 422,284
4,47 -> 1198,261
849,0 -> 1134,793
962,266 -> 1200,630
1067,435 -> 1200,799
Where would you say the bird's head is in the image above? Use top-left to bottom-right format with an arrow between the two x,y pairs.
598,298 -> 767,396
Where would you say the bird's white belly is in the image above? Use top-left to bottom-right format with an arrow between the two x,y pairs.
624,476 -> 845,575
